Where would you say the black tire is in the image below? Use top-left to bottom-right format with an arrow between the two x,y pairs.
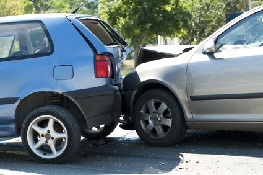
133,89 -> 186,146
21,105 -> 81,163
82,122 -> 118,140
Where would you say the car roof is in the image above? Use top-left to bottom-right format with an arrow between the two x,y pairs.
0,13 -> 99,23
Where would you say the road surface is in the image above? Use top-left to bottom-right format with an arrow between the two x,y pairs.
0,127 -> 263,175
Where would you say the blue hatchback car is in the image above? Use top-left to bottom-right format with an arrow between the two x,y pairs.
0,14 -> 129,163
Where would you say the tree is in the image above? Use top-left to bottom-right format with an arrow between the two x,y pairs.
253,0 -> 263,8
99,0 -> 189,58
179,0 -> 225,44
22,0 -> 70,14
0,0 -> 23,17
22,0 -> 98,15
224,0 -> 248,12
179,0 -> 262,45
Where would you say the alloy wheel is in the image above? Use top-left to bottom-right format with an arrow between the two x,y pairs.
26,115 -> 68,159
139,99 -> 172,139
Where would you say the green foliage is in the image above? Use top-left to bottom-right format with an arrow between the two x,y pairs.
99,0 -> 190,57
254,0 -> 263,7
0,0 -> 23,17
179,0 -> 263,44
22,0 -> 98,14
179,0 -> 225,44
224,0 -> 248,12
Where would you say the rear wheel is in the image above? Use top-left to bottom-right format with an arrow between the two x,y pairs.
133,89 -> 186,146
21,105 -> 81,163
82,122 -> 118,140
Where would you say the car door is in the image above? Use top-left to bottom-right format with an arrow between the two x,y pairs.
187,10 -> 263,122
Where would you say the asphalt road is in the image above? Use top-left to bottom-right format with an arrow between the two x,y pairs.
1,127 -> 263,175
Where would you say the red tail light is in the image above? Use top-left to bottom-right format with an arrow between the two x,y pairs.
95,54 -> 113,78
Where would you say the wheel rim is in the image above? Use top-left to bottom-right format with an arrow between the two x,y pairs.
139,99 -> 172,139
27,115 -> 68,159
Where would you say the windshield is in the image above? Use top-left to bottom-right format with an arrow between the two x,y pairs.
216,11 -> 263,52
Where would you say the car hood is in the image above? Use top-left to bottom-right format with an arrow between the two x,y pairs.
136,49 -> 193,74
122,49 -> 195,92
123,45 -> 198,91
135,45 -> 196,67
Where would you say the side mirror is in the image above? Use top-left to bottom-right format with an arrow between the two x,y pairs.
202,40 -> 217,54
203,39 -> 223,54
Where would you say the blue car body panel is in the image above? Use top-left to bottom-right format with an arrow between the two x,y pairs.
0,14 -> 129,137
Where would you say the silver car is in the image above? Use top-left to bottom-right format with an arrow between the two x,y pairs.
122,6 -> 263,146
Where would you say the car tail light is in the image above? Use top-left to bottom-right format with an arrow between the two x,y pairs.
95,54 -> 113,78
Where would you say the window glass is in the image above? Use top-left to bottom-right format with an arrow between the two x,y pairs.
216,11 -> 263,52
0,22 -> 52,59
0,35 -> 15,58
28,27 -> 50,53
80,19 -> 116,46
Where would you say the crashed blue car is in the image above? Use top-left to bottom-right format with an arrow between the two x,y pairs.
0,13 -> 129,163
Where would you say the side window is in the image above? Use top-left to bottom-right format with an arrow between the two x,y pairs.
216,11 -> 263,52
0,35 -> 15,58
28,27 -> 50,53
0,21 -> 52,59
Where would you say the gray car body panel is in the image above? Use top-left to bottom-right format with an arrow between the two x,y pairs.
135,53 -> 194,120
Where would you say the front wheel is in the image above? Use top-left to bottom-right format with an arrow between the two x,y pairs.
21,105 -> 81,163
133,89 -> 186,146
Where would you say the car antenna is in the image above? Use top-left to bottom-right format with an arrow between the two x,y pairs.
71,3 -> 84,14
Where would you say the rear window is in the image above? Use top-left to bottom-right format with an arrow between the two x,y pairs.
0,21 -> 53,60
79,19 -> 117,46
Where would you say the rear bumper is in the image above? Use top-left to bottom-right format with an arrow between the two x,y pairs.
66,85 -> 121,127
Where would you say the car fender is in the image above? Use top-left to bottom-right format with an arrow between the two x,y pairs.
124,57 -> 193,121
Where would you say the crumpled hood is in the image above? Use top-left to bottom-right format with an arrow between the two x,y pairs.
135,49 -> 194,74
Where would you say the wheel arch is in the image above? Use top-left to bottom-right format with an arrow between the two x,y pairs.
132,80 -> 186,121
15,91 -> 87,135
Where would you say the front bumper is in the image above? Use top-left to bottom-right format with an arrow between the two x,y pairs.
121,90 -> 134,118
121,71 -> 141,118
66,85 -> 121,127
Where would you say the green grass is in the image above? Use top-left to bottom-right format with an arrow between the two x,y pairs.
121,59 -> 134,76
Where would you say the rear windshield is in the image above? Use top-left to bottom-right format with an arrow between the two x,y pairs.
79,19 -> 120,46
80,19 -> 115,45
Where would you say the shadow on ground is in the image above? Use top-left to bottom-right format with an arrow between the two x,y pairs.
0,129 -> 263,174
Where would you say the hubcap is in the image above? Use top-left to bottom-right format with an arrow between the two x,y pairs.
139,99 -> 172,139
27,115 -> 68,159
45,133 -> 51,140
150,113 -> 161,126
